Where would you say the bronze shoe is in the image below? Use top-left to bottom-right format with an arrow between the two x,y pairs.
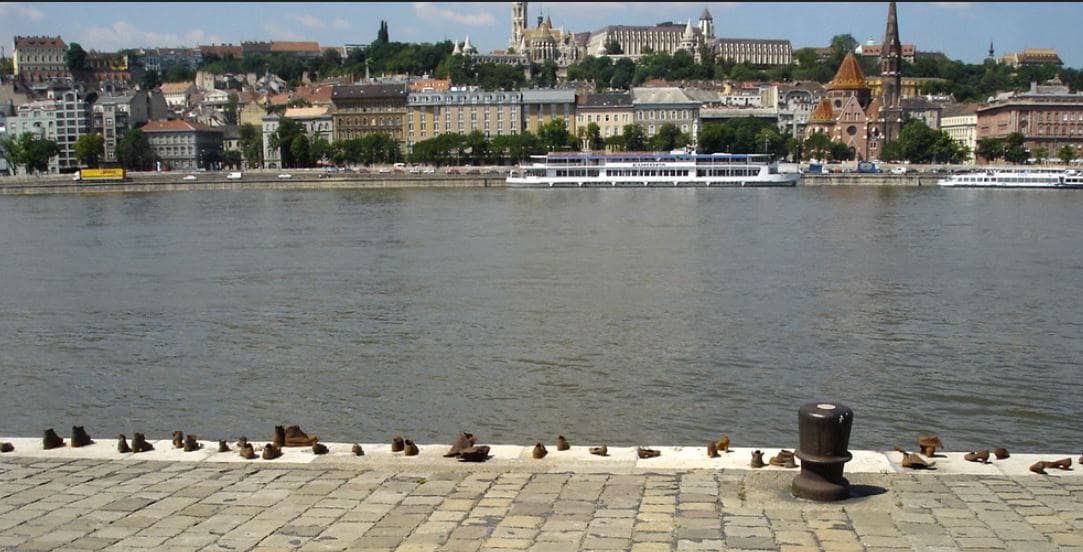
391,436 -> 405,452
707,441 -> 719,458
1030,461 -> 1048,475
994,447 -> 1010,460
716,435 -> 731,453
312,442 -> 329,455
532,442 -> 548,459
770,449 -> 797,468
283,425 -> 319,447
917,435 -> 943,457
0,442 -> 13,453
352,443 -> 365,456
637,447 -> 660,459
896,447 -> 935,469
218,440 -> 230,453
239,443 -> 256,459
262,443 -> 282,460
117,435 -> 132,453
1047,458 -> 1072,470
71,426 -> 94,447
172,431 -> 185,449
750,450 -> 766,468
272,425 -> 286,447
235,436 -> 248,450
43,428 -> 64,449
444,432 -> 476,457
132,433 -> 153,452
403,439 -> 419,456
183,434 -> 201,452
589,445 -> 608,456
458,445 -> 490,462
556,435 -> 570,451
963,450 -> 990,464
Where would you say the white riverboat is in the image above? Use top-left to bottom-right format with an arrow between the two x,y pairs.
937,167 -> 1083,189
506,151 -> 801,188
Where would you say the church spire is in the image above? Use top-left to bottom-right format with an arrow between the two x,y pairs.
879,1 -> 904,144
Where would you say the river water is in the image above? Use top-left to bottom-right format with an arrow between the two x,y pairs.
1,186 -> 1080,453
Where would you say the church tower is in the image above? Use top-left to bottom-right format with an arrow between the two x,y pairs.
879,1 -> 904,143
510,2 -> 528,50
698,8 -> 714,39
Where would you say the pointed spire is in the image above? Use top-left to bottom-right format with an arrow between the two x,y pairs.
829,52 -> 868,90
684,19 -> 695,39
882,1 -> 901,58
700,7 -> 713,20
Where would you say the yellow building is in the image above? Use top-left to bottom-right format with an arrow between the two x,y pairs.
866,76 -> 946,99
520,89 -> 577,135
405,88 -> 524,152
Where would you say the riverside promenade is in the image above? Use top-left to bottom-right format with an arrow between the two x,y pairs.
1,439 -> 1082,551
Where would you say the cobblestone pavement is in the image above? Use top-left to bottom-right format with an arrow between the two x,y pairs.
2,455 -> 1083,552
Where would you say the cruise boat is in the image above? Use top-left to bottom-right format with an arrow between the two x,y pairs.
937,167 -> 1083,189
506,151 -> 801,188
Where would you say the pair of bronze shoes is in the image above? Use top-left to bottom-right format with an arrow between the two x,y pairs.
918,435 -> 943,457
589,445 -> 608,456
533,443 -> 548,459
392,436 -> 419,456
637,447 -> 660,459
444,432 -> 476,457
964,448 -> 1010,464
895,447 -> 936,469
173,432 -> 202,452
707,435 -> 731,458
1030,457 -> 1072,475
43,428 -> 65,449
556,435 -> 570,451
352,443 -> 365,456
0,442 -> 13,453
273,425 -> 319,447
239,439 -> 257,460
71,426 -> 93,447
262,443 -> 282,460
769,449 -> 798,468
750,450 -> 766,468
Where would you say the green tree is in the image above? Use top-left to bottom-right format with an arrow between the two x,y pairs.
164,64 -> 194,83
537,118 -> 574,151
73,133 -> 105,168
238,123 -> 263,168
802,132 -> 833,161
1,133 -> 62,174
622,123 -> 646,151
116,129 -> 157,171
1057,145 -> 1077,165
222,150 -> 243,169
141,70 -> 161,90
377,21 -> 390,45
1003,132 -> 1028,164
1032,145 -> 1048,164
0,57 -> 13,76
66,43 -> 88,72
647,123 -> 690,151
224,93 -> 239,125
464,130 -> 489,165
975,137 -> 1003,163
584,122 -> 604,151
605,40 -> 623,55
270,117 -> 306,168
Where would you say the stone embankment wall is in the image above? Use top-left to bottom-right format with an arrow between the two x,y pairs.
0,172 -> 941,195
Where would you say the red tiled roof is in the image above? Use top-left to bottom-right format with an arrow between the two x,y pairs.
14,36 -> 66,49
141,119 -> 221,133
270,41 -> 321,53
828,53 -> 867,91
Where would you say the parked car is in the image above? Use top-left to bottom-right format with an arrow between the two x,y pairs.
891,166 -> 908,175
182,175 -> 197,181
226,172 -> 243,180
277,173 -> 293,179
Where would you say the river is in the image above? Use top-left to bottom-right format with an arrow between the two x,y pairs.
1,186 -> 1080,452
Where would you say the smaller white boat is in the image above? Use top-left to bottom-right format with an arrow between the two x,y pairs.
937,167 -> 1083,188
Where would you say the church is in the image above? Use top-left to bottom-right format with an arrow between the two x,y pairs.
805,2 -> 905,161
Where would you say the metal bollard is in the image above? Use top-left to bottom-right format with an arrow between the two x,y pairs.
792,402 -> 854,501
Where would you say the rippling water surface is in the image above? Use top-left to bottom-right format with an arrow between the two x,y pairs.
1,186 -> 1081,452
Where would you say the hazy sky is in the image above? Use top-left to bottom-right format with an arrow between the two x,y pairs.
3,2 -> 1081,69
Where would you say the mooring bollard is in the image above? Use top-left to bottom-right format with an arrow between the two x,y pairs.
792,402 -> 854,501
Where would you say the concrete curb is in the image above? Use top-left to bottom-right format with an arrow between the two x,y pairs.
2,437 -> 1078,477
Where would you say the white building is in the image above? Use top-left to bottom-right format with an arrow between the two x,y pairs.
6,89 -> 89,174
261,107 -> 333,168
940,103 -> 978,164
631,87 -> 701,143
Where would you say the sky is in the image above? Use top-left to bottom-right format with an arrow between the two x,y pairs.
2,2 -> 1082,69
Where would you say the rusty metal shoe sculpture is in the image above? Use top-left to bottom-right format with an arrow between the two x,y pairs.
532,442 -> 548,459
707,441 -> 719,458
637,447 -> 661,459
117,435 -> 132,453
1047,458 -> 1072,470
769,449 -> 798,468
458,445 -> 490,462
218,440 -> 231,453
589,445 -> 608,456
964,450 -> 990,464
1030,461 -> 1048,475
352,443 -> 365,456
994,447 -> 1010,460
750,450 -> 766,468
283,425 -> 319,447
183,434 -> 202,452
404,439 -> 419,457
716,435 -> 731,453
239,443 -> 257,460
43,428 -> 64,450
0,442 -> 12,453
391,436 -> 405,452
172,431 -> 185,449
917,435 -> 943,457
444,432 -> 476,457
312,442 -> 329,455
262,443 -> 282,460
71,426 -> 94,447
132,433 -> 153,452
556,435 -> 570,451
895,447 -> 935,469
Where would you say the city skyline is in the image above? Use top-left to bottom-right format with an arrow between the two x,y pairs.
2,2 -> 1083,69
